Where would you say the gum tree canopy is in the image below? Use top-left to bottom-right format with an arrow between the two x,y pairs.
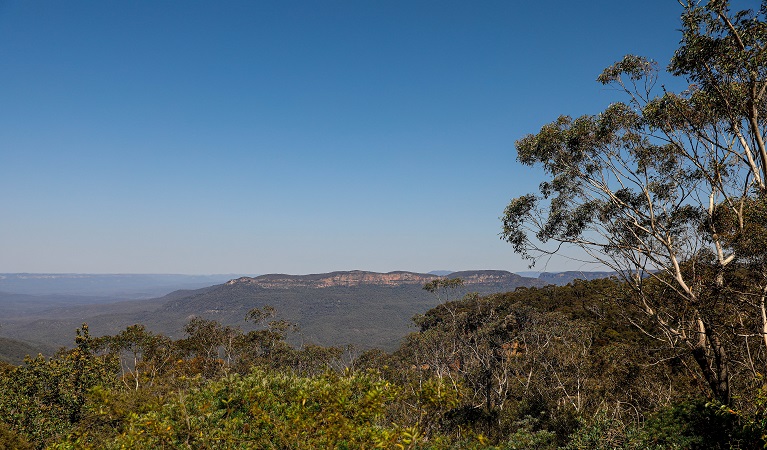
502,0 -> 767,405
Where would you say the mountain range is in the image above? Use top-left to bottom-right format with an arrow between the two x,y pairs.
0,269 -> 616,363
0,270 -> 545,356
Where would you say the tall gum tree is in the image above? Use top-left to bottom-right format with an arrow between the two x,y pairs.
502,0 -> 767,405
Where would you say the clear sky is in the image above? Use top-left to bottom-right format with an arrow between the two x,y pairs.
0,1 -> 687,275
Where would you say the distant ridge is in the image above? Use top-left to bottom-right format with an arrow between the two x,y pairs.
225,270 -> 547,290
537,271 -> 617,286
227,270 -> 436,289
447,270 -> 544,287
1,270 -> 546,352
0,336 -> 53,366
157,270 -> 547,349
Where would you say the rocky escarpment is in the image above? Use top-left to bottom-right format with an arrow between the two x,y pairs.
226,271 -> 439,289
538,271 -> 617,286
449,270 -> 547,288
225,270 -> 547,290
1,270 -> 548,352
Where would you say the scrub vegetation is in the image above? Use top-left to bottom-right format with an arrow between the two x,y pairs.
1,278 -> 766,448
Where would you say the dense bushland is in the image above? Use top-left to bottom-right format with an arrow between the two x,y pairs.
1,277 -> 765,449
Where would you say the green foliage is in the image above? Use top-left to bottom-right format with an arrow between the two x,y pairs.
502,0 -> 767,408
563,414 -> 664,450
638,399 -> 762,449
0,324 -> 117,447
94,324 -> 175,390
565,398 -> 767,450
736,381 -> 767,446
0,422 -> 32,450
79,369 -> 419,449
0,279 -> 760,449
423,278 -> 465,304
498,418 -> 556,450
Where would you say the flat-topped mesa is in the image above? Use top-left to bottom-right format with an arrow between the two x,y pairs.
449,270 -> 525,285
224,270 -> 542,289
225,271 -> 440,289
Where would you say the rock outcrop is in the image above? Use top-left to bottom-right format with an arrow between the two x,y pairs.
225,270 -> 547,290
226,270 -> 438,289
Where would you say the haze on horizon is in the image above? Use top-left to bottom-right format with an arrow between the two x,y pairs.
0,1 -> 685,275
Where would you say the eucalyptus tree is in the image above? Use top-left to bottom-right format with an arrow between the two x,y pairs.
95,325 -> 173,390
502,0 -> 767,404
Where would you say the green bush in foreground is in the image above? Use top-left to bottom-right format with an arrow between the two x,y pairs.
55,369 -> 429,449
0,325 -> 116,447
0,422 -> 32,450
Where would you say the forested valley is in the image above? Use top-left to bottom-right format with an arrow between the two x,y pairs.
0,276 -> 765,449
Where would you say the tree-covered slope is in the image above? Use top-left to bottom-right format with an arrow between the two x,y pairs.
0,271 -> 543,353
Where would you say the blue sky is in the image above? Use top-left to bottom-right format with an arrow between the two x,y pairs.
0,1 -> 686,275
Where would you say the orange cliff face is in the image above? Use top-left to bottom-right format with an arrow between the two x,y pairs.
225,271 -> 440,289
223,270 -> 540,290
315,271 -> 436,287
